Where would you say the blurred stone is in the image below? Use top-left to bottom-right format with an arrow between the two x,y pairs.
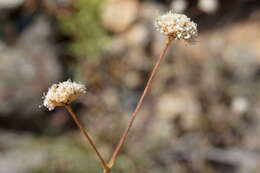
142,118 -> 174,150
0,131 -> 103,173
101,0 -> 139,33
0,0 -> 24,9
231,97 -> 249,114
0,131 -> 47,173
123,71 -> 141,88
198,0 -> 219,14
171,0 -> 187,13
221,22 -> 260,80
43,0 -> 72,13
102,87 -> 119,107
140,1 -> 164,22
126,48 -> 149,70
103,36 -> 128,57
176,21 -> 260,81
0,149 -> 46,173
123,23 -> 150,48
0,131 -> 32,149
0,16 -> 61,115
244,122 -> 260,151
156,88 -> 201,131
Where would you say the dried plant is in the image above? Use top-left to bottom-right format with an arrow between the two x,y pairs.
107,11 -> 197,171
43,11 -> 198,173
42,80 -> 109,172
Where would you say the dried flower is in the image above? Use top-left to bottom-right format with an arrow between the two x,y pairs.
43,79 -> 86,111
155,11 -> 198,42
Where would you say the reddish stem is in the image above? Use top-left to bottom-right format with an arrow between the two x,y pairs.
65,105 -> 109,171
108,38 -> 173,167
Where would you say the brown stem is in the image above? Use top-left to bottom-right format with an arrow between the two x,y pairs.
64,105 -> 109,171
108,38 -> 173,167
103,168 -> 111,173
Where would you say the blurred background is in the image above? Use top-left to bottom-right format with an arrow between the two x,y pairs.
1,0 -> 260,172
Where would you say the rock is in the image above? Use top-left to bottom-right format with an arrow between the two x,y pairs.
0,16 -> 62,116
171,0 -> 188,13
123,71 -> 142,88
101,0 -> 139,33
139,1 -> 164,22
221,22 -> 260,80
156,88 -> 201,131
126,48 -> 150,70
123,23 -> 150,48
0,0 -> 24,9
0,131 -> 47,173
44,0 -> 72,8
103,36 -> 128,57
175,20 -> 260,81
102,87 -> 119,107
231,97 -> 249,114
198,0 -> 219,14
142,118 -> 174,149
0,130 -> 101,173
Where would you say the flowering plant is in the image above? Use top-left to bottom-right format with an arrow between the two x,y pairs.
43,11 -> 198,173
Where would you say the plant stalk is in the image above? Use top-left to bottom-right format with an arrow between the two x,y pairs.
64,105 -> 109,172
108,38 -> 173,167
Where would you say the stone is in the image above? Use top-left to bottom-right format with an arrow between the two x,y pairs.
123,71 -> 142,88
231,97 -> 249,114
0,131 -> 47,173
0,0 -> 24,9
156,88 -> 201,131
0,16 -> 62,116
174,21 -> 260,81
198,0 -> 219,14
126,48 -> 150,70
103,36 -> 128,57
139,1 -> 164,22
123,23 -> 150,48
101,0 -> 139,33
171,0 -> 188,13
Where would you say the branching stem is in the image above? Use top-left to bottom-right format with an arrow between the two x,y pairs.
64,105 -> 110,172
108,38 -> 173,167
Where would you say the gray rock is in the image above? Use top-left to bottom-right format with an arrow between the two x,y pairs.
0,16 -> 62,116
0,0 -> 24,9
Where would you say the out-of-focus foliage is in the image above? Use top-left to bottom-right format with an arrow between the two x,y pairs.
58,0 -> 108,63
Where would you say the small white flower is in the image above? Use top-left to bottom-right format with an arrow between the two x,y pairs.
43,79 -> 86,111
155,11 -> 198,42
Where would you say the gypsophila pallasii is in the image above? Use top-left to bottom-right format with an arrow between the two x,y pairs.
43,79 -> 86,111
155,11 -> 197,42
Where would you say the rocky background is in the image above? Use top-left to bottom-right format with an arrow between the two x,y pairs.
1,0 -> 260,172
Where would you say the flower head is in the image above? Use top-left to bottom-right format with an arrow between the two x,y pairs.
155,11 -> 198,42
43,79 -> 86,111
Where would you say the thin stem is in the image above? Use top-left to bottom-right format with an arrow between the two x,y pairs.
108,38 -> 173,167
103,168 -> 111,173
64,105 -> 109,171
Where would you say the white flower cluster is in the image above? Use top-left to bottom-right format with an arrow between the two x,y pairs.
155,11 -> 198,42
43,79 -> 86,111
